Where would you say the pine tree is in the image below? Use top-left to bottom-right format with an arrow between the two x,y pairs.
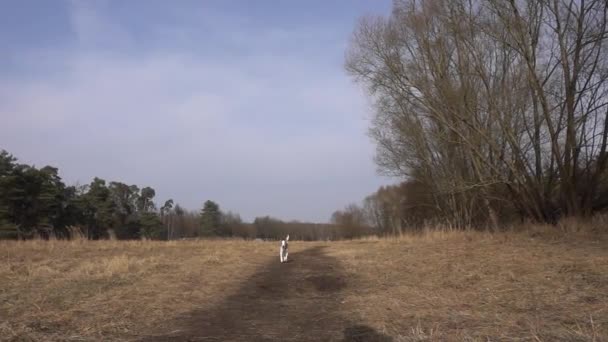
199,200 -> 221,236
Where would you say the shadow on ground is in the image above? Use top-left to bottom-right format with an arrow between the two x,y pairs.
140,245 -> 392,342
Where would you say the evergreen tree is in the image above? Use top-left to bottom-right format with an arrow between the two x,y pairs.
199,200 -> 221,236
139,211 -> 164,239
81,178 -> 116,239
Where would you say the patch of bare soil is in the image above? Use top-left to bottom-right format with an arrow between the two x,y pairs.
141,245 -> 390,341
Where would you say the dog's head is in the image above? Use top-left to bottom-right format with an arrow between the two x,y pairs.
281,235 -> 289,249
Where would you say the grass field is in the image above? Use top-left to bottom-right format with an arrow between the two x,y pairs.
1,228 -> 607,341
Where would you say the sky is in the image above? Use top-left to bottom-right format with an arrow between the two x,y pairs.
0,0 -> 393,223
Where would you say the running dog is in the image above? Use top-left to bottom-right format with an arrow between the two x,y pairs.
279,235 -> 289,263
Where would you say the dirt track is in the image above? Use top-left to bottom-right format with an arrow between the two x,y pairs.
141,245 -> 392,341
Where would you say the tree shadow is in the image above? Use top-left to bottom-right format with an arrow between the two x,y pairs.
140,245 -> 391,341
342,325 -> 392,342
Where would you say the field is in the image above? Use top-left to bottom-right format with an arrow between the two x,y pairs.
1,229 -> 608,341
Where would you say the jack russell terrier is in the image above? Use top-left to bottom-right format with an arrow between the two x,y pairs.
280,235 -> 289,263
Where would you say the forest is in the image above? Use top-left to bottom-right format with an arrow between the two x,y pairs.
0,149 -> 375,240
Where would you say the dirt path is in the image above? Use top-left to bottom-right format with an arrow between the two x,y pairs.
140,245 -> 392,341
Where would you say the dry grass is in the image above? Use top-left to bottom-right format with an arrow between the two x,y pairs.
331,230 -> 608,341
0,240 -> 271,341
1,229 -> 607,341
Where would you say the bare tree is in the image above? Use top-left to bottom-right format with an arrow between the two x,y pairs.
347,0 -> 608,227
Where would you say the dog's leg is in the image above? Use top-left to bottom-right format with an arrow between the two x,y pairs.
285,250 -> 288,262
279,246 -> 284,263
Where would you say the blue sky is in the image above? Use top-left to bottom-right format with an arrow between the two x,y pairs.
0,0 -> 392,222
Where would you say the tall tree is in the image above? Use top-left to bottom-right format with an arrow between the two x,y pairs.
0,153 -> 69,238
200,200 -> 221,236
109,182 -> 140,237
137,187 -> 156,212
161,199 -> 174,239
139,211 -> 164,239
81,178 -> 116,239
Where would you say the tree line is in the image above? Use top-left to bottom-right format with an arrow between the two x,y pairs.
346,0 -> 608,229
0,149 -> 172,239
0,149 -> 377,240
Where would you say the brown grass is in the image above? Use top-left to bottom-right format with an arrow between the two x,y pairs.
1,229 -> 607,341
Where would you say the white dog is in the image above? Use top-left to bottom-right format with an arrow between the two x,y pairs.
279,235 -> 289,263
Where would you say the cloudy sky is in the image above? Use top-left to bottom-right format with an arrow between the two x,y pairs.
0,0 -> 393,222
